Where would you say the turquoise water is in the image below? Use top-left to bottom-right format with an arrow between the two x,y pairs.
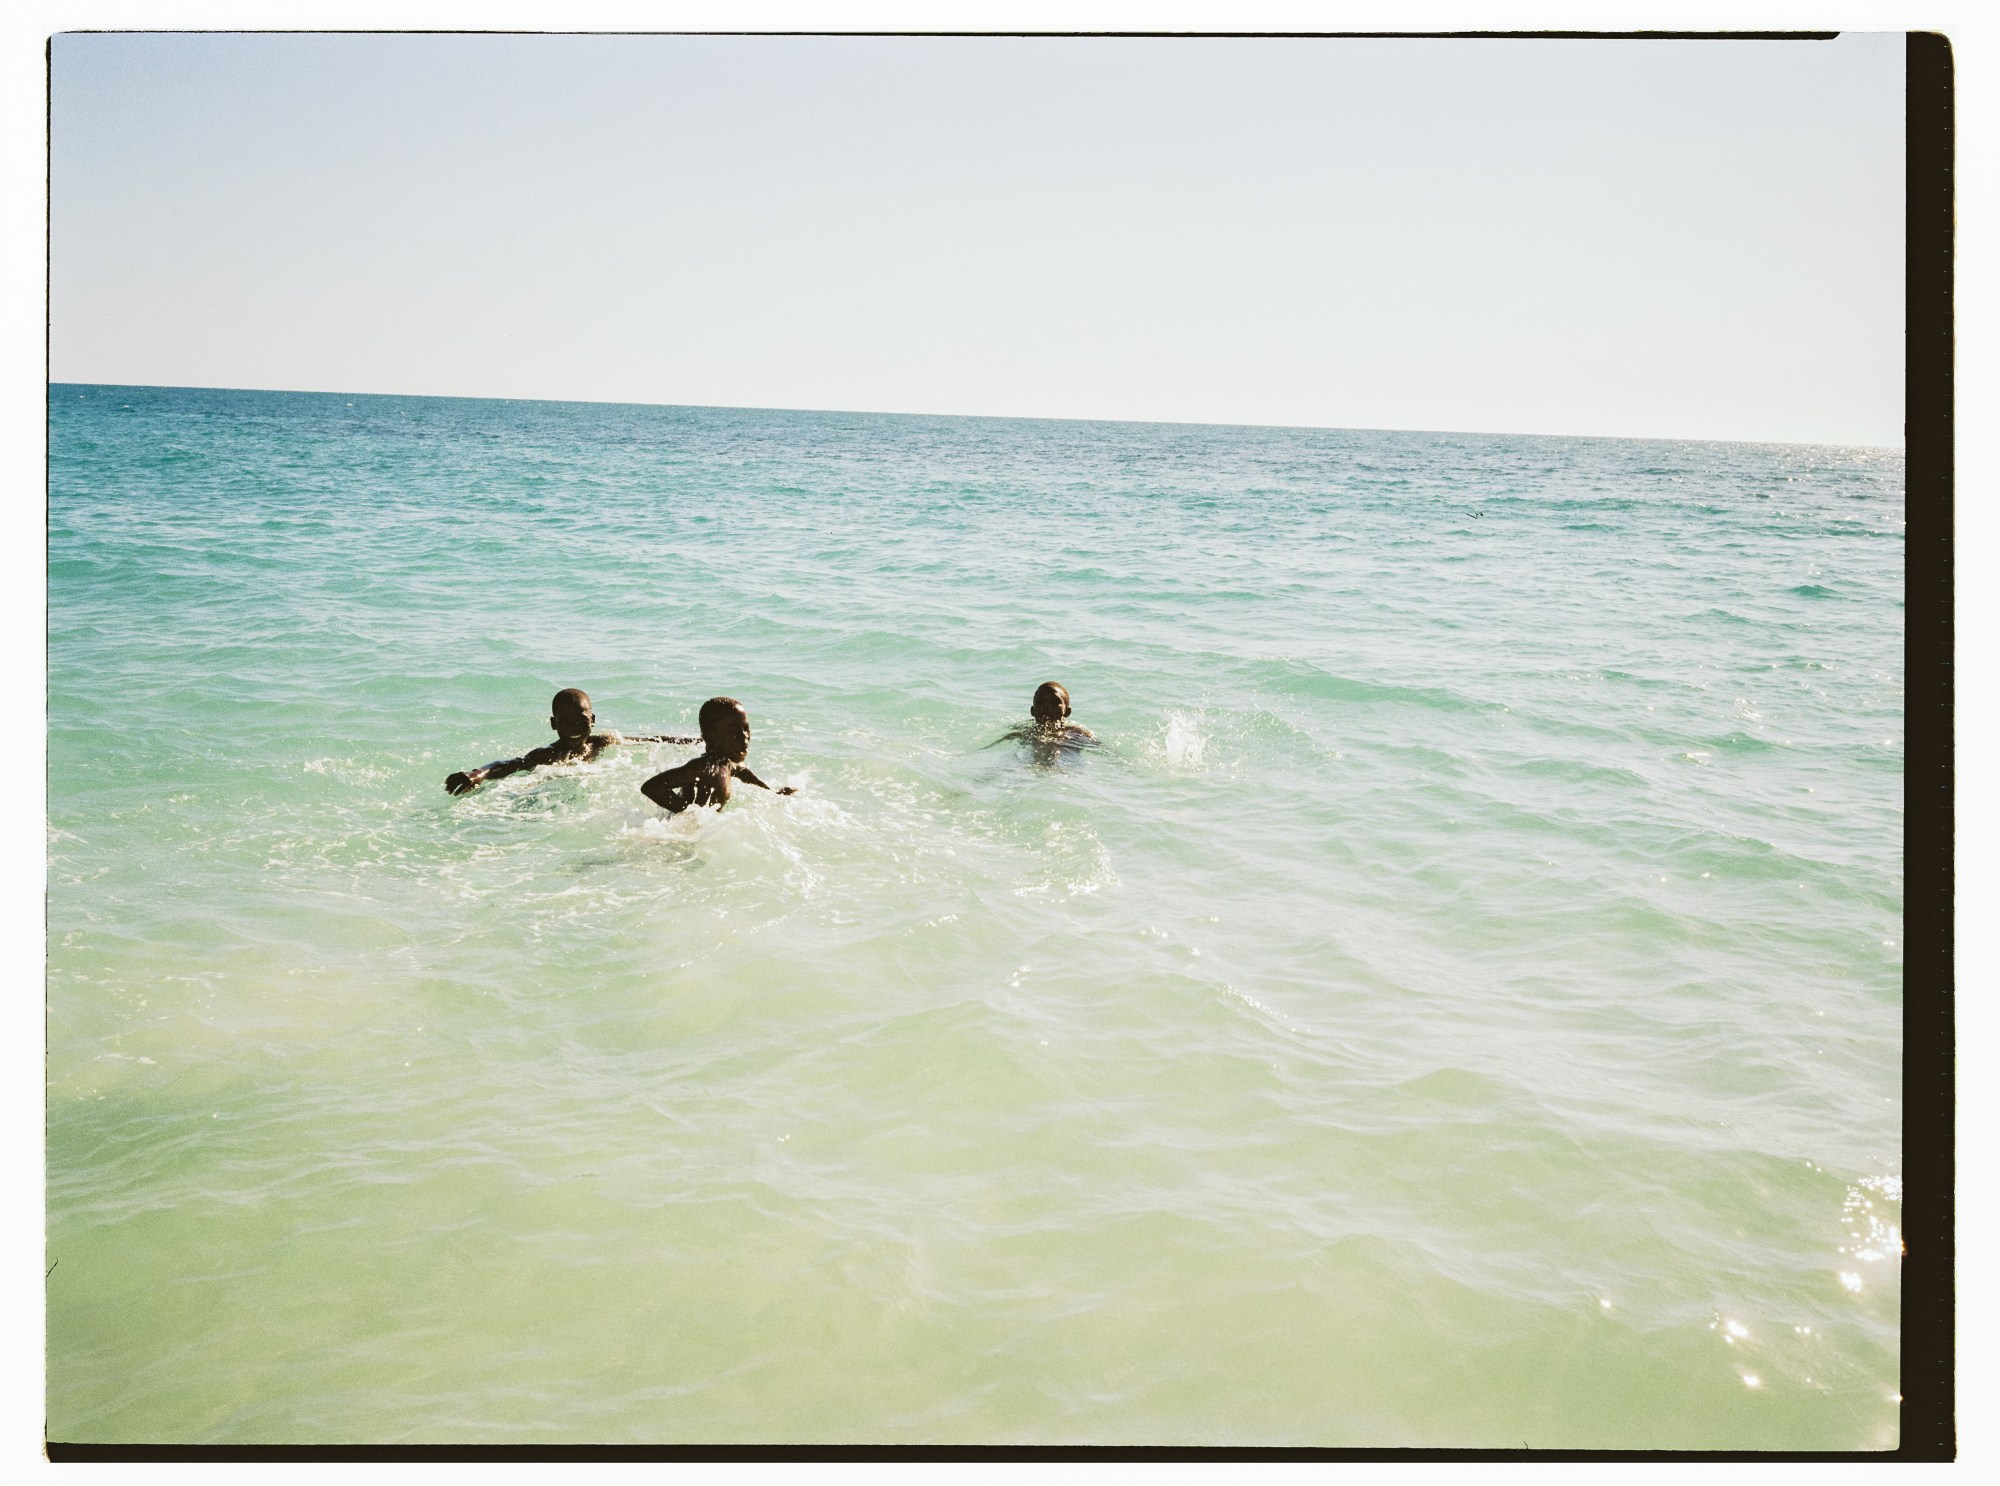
47,384 -> 1905,1448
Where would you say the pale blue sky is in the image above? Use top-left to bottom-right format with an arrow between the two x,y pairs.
51,32 -> 1906,444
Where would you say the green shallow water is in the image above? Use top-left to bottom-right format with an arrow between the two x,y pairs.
48,384 -> 1904,1446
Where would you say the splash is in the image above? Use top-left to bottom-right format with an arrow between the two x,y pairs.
1160,710 -> 1207,769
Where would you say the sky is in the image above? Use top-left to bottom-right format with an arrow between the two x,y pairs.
50,30 -> 1906,444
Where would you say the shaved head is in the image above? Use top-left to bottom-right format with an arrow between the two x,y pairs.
698,696 -> 751,759
550,688 -> 594,738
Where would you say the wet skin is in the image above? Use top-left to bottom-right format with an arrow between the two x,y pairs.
640,698 -> 796,814
1000,719 -> 1100,767
446,690 -> 694,795
991,681 -> 1098,764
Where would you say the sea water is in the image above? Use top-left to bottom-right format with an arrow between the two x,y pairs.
46,385 -> 1905,1448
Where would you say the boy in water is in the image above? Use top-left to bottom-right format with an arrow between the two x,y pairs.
444,688 -> 694,795
640,696 -> 797,813
999,681 -> 1097,754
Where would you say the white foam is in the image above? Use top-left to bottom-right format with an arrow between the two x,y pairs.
1160,711 -> 1207,769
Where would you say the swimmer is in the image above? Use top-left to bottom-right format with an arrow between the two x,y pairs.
639,696 -> 797,814
445,688 -> 694,795
993,681 -> 1097,756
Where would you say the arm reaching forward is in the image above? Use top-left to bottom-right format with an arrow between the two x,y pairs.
445,742 -> 565,795
639,758 -> 796,813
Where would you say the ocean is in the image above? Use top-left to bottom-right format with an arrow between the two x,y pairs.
46,384 -> 1905,1447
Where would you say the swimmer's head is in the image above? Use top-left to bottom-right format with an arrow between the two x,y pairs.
699,696 -> 752,761
1031,682 -> 1071,725
550,688 -> 595,739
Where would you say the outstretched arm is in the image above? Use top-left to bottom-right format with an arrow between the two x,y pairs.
445,743 -> 560,795
731,764 -> 796,796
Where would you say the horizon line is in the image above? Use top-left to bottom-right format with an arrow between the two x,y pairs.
47,380 -> 1905,454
